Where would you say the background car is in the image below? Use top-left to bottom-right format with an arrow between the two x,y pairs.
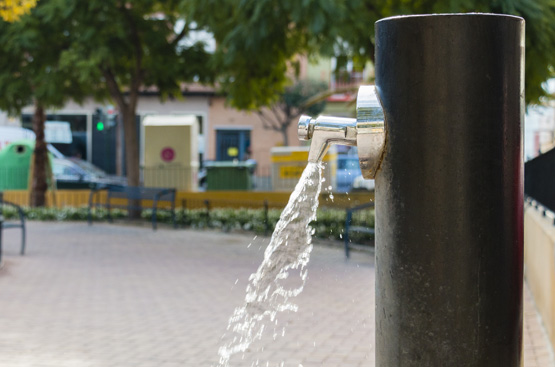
336,154 -> 362,193
52,157 -> 126,189
351,175 -> 375,191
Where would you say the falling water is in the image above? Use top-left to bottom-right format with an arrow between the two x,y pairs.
217,162 -> 324,367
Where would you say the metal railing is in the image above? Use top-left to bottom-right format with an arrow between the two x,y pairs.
141,166 -> 198,191
139,165 -> 368,193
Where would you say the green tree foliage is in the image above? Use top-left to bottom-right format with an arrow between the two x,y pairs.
188,0 -> 342,109
0,1 -> 88,206
192,0 -> 555,107
339,0 -> 555,105
256,80 -> 327,146
1,0 -> 213,202
53,0 -> 213,187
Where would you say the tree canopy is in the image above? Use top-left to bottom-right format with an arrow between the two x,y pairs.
188,0 -> 342,109
191,0 -> 555,108
0,0 -> 215,201
1,0 -> 553,197
0,0 -> 90,206
0,2 -> 88,114
43,0 -> 213,187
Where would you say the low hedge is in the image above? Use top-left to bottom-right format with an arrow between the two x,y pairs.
1,206 -> 375,243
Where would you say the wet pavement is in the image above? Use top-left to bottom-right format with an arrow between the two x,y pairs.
0,222 -> 553,367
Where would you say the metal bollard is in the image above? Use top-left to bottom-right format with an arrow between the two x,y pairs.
374,14 -> 524,366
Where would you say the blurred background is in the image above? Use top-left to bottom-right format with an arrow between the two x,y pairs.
1,1 -> 555,365
0,0 -> 553,204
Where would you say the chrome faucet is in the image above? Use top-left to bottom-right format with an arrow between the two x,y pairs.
298,85 -> 386,179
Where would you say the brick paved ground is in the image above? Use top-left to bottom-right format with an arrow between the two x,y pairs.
0,222 -> 553,367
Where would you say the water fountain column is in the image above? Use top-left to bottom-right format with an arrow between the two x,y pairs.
374,14 -> 524,366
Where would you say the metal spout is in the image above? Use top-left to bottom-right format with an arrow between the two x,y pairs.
298,85 -> 386,179
298,115 -> 358,163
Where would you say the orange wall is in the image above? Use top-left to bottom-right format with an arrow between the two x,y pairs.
207,97 -> 302,169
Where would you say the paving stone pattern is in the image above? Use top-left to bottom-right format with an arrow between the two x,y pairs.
0,222 -> 553,367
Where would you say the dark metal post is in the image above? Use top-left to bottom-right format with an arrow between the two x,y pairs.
263,200 -> 269,236
204,199 -> 211,227
344,209 -> 352,258
374,14 -> 524,366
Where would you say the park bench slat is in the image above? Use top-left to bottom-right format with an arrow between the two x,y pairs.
88,185 -> 177,230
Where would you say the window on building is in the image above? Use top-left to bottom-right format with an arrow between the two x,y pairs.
216,129 -> 251,161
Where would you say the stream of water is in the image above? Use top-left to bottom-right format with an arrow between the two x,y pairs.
217,162 -> 324,367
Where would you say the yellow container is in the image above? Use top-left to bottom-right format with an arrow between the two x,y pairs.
270,146 -> 336,191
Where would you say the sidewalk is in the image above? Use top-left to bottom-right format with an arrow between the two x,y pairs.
0,222 -> 553,367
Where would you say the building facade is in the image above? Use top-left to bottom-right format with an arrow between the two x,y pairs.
1,88 -> 302,180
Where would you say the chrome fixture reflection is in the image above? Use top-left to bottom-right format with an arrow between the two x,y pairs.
298,85 -> 385,179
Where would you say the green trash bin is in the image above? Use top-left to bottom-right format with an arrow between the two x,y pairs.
205,161 -> 255,190
0,139 -> 34,190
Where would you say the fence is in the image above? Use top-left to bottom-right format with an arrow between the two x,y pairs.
525,148 -> 555,212
140,164 -> 363,193
1,161 -> 368,193
141,166 -> 198,191
1,189 -> 375,211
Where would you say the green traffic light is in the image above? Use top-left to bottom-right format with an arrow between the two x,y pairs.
96,121 -> 105,131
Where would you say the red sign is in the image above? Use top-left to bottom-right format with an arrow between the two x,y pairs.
160,147 -> 175,162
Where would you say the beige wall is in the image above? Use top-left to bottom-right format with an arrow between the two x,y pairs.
524,203 -> 555,352
207,97 -> 301,169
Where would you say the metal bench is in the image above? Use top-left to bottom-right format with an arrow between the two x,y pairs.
0,192 -> 26,261
344,202 -> 375,258
88,186 -> 177,230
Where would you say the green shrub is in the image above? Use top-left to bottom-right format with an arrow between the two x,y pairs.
4,204 -> 374,242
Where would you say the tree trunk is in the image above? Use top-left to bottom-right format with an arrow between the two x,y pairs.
101,65 -> 141,217
122,106 -> 139,187
281,126 -> 289,147
30,101 -> 48,207
121,105 -> 141,218
116,113 -> 124,176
